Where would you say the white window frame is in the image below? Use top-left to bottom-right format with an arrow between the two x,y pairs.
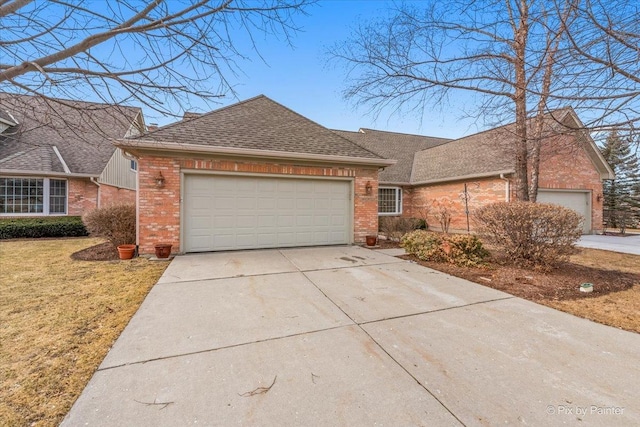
0,177 -> 68,216
130,159 -> 138,172
378,186 -> 403,216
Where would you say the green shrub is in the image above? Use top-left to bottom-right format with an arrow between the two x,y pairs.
0,216 -> 88,239
379,217 -> 422,241
474,201 -> 582,268
401,230 -> 488,267
82,204 -> 136,247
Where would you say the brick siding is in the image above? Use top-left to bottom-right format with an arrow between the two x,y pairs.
137,155 -> 379,255
99,184 -> 136,208
68,178 -> 98,216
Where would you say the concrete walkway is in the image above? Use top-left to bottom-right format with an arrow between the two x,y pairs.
577,234 -> 640,255
63,246 -> 640,426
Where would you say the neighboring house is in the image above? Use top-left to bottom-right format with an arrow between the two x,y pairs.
116,95 -> 394,255
335,108 -> 615,234
0,94 -> 144,217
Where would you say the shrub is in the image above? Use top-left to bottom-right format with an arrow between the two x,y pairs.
401,230 -> 489,267
474,201 -> 583,268
379,217 -> 422,241
82,204 -> 136,247
0,216 -> 88,239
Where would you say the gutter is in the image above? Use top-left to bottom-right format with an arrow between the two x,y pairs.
90,177 -> 101,208
0,169 -> 99,179
115,139 -> 396,168
410,169 -> 515,186
499,173 -> 510,202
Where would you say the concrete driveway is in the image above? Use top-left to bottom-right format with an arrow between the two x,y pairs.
62,246 -> 639,426
577,234 -> 640,255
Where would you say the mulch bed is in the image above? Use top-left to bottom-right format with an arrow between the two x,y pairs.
400,253 -> 639,302
70,242 -> 119,261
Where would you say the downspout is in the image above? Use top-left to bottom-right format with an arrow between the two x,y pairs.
500,174 -> 510,202
90,177 -> 101,208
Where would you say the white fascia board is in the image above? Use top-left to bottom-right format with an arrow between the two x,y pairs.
410,169 -> 515,186
0,169 -> 98,178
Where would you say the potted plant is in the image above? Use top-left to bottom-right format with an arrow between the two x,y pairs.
117,244 -> 136,260
365,235 -> 378,247
154,243 -> 173,259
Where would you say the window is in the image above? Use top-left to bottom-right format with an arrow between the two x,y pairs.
0,177 -> 67,215
130,159 -> 138,172
378,187 -> 402,215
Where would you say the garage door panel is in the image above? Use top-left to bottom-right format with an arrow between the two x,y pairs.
538,190 -> 590,233
184,175 -> 351,252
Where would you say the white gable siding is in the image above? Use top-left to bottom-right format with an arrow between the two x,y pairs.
98,148 -> 137,190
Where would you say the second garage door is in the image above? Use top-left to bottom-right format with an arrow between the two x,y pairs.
537,189 -> 591,233
183,175 -> 351,252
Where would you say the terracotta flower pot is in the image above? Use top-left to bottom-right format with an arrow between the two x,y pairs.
117,244 -> 136,260
365,235 -> 378,247
154,243 -> 172,259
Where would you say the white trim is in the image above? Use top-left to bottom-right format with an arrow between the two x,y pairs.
116,140 -> 396,167
0,169 -> 97,178
378,186 -> 403,216
410,169 -> 515,186
52,146 -> 71,174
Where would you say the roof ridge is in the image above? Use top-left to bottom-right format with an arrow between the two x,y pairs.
141,94 -> 268,138
440,107 -> 575,144
359,127 -> 452,141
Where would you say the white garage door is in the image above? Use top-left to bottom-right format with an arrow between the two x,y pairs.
183,175 -> 351,252
537,190 -> 591,233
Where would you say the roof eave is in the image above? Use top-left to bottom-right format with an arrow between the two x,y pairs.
410,169 -> 515,186
115,139 -> 396,167
0,169 -> 99,178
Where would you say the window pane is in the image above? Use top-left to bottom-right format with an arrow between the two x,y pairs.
0,178 -> 44,213
378,188 -> 400,214
49,179 -> 67,214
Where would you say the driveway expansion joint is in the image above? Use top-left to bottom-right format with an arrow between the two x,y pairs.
357,296 -> 516,326
97,323 -> 356,372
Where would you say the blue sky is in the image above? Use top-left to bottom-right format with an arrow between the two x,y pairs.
149,1 -> 479,139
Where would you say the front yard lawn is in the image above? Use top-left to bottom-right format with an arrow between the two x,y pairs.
403,247 -> 640,333
0,238 -> 168,427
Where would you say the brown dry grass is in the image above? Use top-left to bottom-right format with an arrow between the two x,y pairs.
546,249 -> 640,332
0,238 -> 168,427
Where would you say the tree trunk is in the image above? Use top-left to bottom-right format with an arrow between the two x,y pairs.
513,0 -> 530,201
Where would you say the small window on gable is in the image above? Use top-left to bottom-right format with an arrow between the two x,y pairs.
130,160 -> 138,172
378,187 -> 402,215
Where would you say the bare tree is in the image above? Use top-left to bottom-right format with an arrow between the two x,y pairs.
0,0 -> 312,118
329,0 -> 640,200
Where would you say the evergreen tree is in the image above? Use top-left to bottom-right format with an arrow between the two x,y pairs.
600,131 -> 640,232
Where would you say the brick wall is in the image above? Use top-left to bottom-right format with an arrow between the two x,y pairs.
407,178 -> 507,232
99,184 -> 136,208
396,132 -> 604,233
68,178 -> 98,215
536,133 -> 604,232
136,155 -> 379,254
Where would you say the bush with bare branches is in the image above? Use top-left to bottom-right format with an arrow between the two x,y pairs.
378,217 -> 421,241
82,204 -> 136,247
474,201 -> 582,268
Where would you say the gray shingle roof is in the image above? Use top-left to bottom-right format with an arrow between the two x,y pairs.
410,110 -> 576,183
333,128 -> 451,182
137,95 -> 382,159
0,93 -> 141,175
411,128 -> 515,183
